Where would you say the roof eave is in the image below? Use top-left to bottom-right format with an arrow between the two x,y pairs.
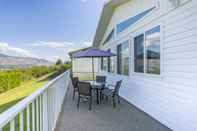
92,0 -> 130,48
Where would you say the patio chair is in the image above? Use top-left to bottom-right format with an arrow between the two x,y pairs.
96,75 -> 106,83
77,81 -> 92,110
96,75 -> 106,101
102,80 -> 122,108
72,77 -> 79,100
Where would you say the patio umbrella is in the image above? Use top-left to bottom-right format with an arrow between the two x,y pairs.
72,48 -> 116,80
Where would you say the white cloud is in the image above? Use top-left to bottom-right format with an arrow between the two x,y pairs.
31,41 -> 91,50
32,41 -> 74,48
31,41 -> 92,62
0,41 -> 93,62
0,42 -> 36,58
83,41 -> 92,46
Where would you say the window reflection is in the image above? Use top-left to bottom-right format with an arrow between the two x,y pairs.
103,57 -> 108,71
109,48 -> 116,73
134,34 -> 144,73
117,41 -> 129,76
145,26 -> 160,74
116,7 -> 155,34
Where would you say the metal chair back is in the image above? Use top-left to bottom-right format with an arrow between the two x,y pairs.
114,80 -> 122,95
72,77 -> 79,89
96,76 -> 106,83
78,82 -> 92,96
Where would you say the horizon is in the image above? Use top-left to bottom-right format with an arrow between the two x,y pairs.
0,0 -> 106,62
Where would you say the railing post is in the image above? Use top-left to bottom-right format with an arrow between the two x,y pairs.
43,91 -> 49,131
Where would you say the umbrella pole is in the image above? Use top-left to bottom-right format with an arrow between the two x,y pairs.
92,57 -> 95,81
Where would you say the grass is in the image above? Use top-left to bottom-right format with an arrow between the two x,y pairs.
0,71 -> 63,131
0,73 -> 53,131
0,73 -> 52,114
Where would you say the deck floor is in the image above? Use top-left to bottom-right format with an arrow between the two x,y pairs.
55,87 -> 171,131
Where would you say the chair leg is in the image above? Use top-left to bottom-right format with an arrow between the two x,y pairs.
106,96 -> 108,101
113,96 -> 116,108
100,91 -> 102,102
118,95 -> 120,104
89,96 -> 92,111
77,96 -> 80,109
73,90 -> 75,100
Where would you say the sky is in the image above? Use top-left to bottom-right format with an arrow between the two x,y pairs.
0,0 -> 106,62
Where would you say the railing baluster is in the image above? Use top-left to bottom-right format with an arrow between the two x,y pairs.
20,111 -> 24,131
27,106 -> 30,131
32,101 -> 35,131
39,95 -> 43,131
36,98 -> 39,131
43,91 -> 48,131
47,90 -> 51,131
10,119 -> 15,131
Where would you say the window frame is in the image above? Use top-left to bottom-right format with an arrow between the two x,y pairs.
116,7 -> 156,37
116,40 -> 130,76
134,34 -> 145,73
145,25 -> 161,75
132,25 -> 163,77
107,49 -> 111,73
101,57 -> 108,72
116,7 -> 155,35
100,58 -> 104,71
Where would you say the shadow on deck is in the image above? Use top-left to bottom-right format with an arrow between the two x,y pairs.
55,87 -> 172,131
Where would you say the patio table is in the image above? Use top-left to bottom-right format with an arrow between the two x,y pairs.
85,81 -> 106,104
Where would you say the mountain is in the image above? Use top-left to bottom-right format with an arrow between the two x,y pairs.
0,54 -> 8,57
0,53 -> 53,69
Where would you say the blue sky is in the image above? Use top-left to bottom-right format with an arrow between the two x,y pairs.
0,0 -> 105,61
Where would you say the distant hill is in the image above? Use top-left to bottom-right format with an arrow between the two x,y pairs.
0,53 -> 53,69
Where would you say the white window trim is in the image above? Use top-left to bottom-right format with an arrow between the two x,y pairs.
131,24 -> 163,78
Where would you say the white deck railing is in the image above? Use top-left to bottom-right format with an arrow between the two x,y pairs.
0,70 -> 71,131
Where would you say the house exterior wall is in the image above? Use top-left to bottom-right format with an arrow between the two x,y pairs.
98,0 -> 197,131
72,58 -> 99,73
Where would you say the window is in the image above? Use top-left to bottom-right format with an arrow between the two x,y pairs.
100,57 -> 108,71
145,26 -> 160,74
117,41 -> 129,75
117,45 -> 122,74
103,29 -> 115,45
134,26 -> 161,75
134,34 -> 144,73
103,58 -> 108,71
100,58 -> 104,70
107,49 -> 111,72
101,49 -> 115,72
116,7 -> 155,34
109,48 -> 116,73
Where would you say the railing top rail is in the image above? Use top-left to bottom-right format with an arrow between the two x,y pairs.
0,70 -> 70,128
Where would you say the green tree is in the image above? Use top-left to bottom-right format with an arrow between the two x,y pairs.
56,59 -> 63,65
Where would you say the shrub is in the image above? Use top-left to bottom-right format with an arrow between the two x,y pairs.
0,72 -> 22,93
0,63 -> 71,93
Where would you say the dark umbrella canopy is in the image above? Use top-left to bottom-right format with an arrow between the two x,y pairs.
72,48 -> 116,81
72,48 -> 116,58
